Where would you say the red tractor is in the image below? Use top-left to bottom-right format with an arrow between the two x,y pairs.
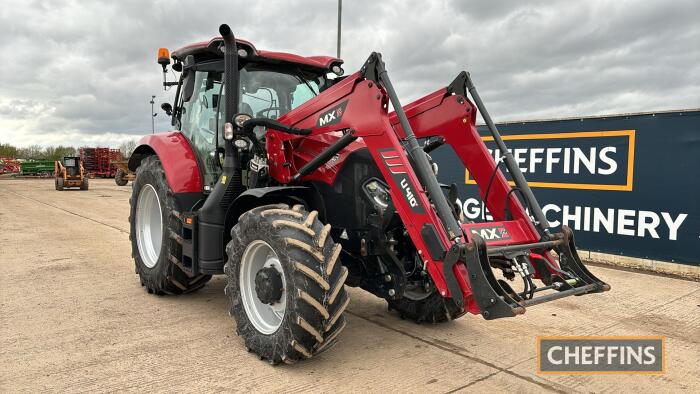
128,24 -> 609,364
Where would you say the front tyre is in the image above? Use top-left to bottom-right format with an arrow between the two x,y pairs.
129,156 -> 210,294
225,204 -> 350,364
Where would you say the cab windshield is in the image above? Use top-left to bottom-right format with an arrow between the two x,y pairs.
179,62 -> 326,186
240,64 -> 324,119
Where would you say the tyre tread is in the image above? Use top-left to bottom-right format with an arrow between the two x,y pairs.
225,204 -> 349,364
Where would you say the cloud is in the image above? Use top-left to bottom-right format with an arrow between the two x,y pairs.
0,0 -> 698,148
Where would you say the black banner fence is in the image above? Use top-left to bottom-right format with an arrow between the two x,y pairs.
431,110 -> 699,265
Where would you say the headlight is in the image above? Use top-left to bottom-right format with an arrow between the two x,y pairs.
332,65 -> 344,76
364,179 -> 390,209
234,139 -> 248,149
224,122 -> 234,140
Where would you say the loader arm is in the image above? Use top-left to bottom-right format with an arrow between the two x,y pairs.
270,57 -> 609,319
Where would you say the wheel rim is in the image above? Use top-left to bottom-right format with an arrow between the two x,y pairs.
240,240 -> 286,334
135,184 -> 163,269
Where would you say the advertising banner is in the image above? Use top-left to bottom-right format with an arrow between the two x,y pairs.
431,110 -> 699,265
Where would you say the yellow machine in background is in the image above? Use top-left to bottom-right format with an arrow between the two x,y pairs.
55,156 -> 89,190
112,160 -> 135,186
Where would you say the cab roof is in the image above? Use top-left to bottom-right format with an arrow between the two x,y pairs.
171,37 -> 343,71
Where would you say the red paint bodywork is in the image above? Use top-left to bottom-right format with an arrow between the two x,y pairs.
171,38 -> 342,70
133,132 -> 203,193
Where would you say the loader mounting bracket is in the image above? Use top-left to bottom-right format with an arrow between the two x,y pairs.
446,71 -> 468,96
442,243 -> 465,310
462,234 -> 523,319
442,236 -> 523,318
360,52 -> 385,83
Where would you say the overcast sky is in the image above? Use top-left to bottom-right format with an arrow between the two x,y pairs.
0,0 -> 698,148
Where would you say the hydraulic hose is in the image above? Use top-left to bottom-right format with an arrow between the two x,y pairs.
243,118 -> 311,136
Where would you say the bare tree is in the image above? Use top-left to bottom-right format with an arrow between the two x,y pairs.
17,144 -> 44,160
119,140 -> 137,158
43,145 -> 77,161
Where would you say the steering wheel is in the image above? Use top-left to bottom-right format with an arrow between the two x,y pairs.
256,107 -> 283,118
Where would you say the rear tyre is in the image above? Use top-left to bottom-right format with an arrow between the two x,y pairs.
80,177 -> 89,190
388,287 -> 465,323
129,155 -> 211,295
225,204 -> 350,364
56,178 -> 64,191
115,169 -> 128,186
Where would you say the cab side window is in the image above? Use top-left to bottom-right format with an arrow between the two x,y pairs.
180,70 -> 223,186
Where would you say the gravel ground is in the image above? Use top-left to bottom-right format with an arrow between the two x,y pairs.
1,178 -> 698,393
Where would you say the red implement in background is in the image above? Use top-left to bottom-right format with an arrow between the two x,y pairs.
0,157 -> 20,174
80,147 -> 122,177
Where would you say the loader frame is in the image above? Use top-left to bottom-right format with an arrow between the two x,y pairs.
263,53 -> 609,318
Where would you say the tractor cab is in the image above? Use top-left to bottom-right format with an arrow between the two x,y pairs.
160,38 -> 344,188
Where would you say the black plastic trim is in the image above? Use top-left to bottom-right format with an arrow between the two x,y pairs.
420,223 -> 446,260
173,192 -> 205,213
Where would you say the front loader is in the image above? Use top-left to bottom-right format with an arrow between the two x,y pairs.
127,24 -> 609,364
55,156 -> 88,190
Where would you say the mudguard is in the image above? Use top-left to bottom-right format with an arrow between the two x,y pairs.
128,132 -> 203,193
223,186 -> 312,230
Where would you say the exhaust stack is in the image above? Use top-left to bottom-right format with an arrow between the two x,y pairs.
195,24 -> 244,273
219,24 -> 239,125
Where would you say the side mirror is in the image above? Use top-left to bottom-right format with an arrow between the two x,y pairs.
161,103 -> 173,116
182,57 -> 196,103
183,55 -> 196,71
